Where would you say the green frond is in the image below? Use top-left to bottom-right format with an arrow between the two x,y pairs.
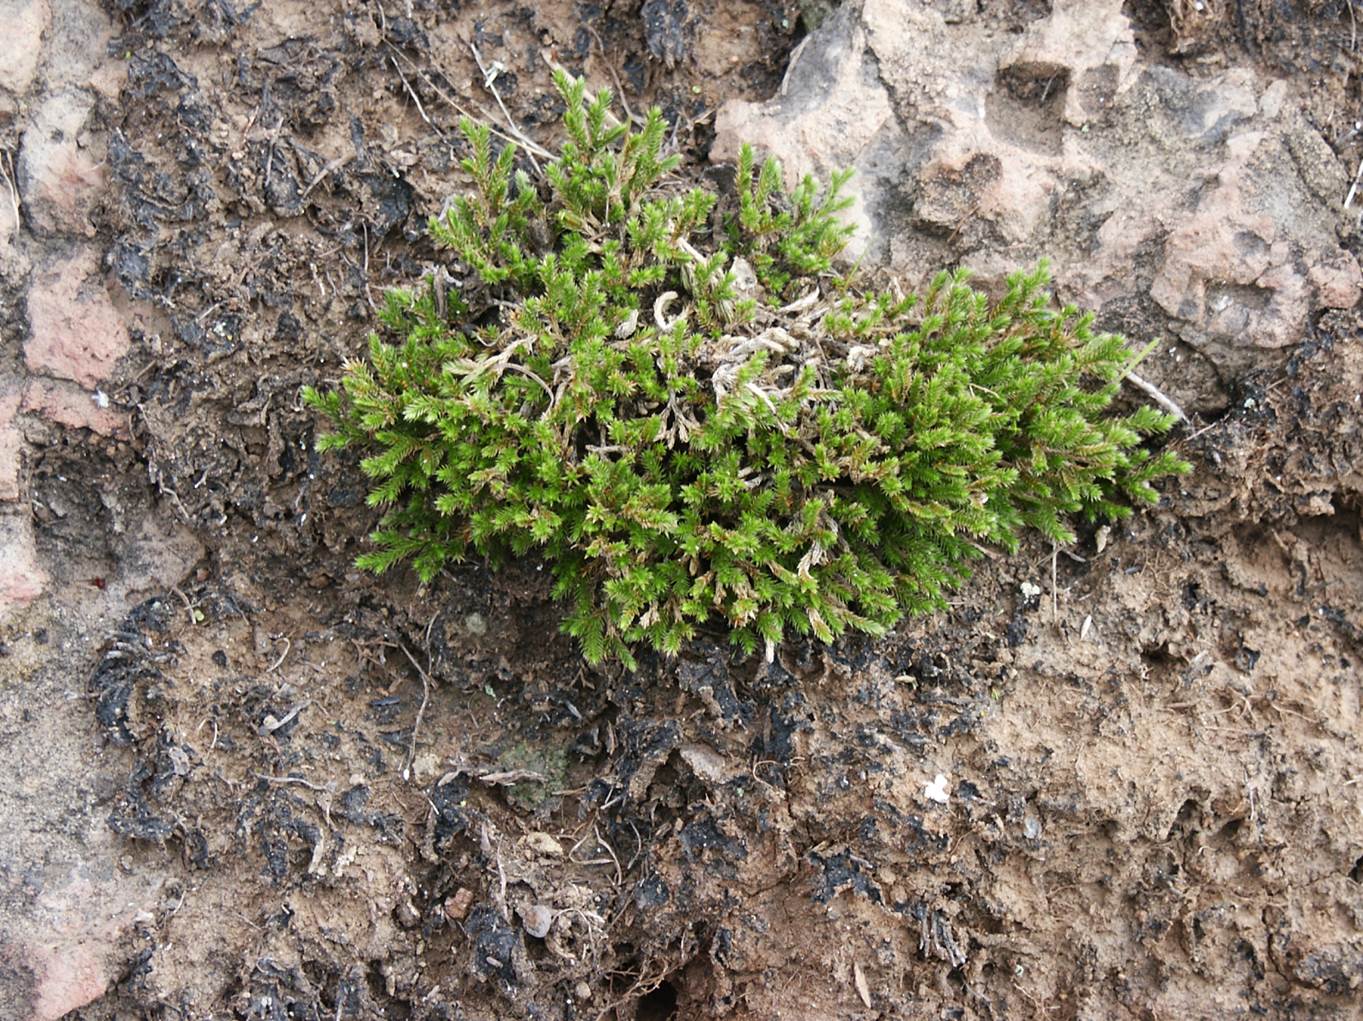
303,75 -> 1189,669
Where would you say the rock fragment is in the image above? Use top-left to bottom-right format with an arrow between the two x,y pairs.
0,513 -> 47,616
24,247 -> 130,389
20,378 -> 125,437
0,391 -> 21,503
714,0 -> 1362,392
18,89 -> 105,238
0,0 -> 50,97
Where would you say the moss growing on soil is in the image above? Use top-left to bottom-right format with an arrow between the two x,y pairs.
305,71 -> 1188,667
495,742 -> 571,813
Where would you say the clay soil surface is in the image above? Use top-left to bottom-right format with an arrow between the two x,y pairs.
3,1 -> 1363,1019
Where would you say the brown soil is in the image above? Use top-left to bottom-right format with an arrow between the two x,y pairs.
7,0 -> 1363,1018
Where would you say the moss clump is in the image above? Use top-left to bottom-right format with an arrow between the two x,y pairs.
304,72 -> 1188,666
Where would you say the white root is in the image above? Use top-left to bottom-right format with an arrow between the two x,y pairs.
1124,370 -> 1190,425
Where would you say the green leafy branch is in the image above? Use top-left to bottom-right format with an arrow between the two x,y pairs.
305,71 -> 1190,667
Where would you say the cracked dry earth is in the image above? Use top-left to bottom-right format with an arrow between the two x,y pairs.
2,0 -> 1363,1019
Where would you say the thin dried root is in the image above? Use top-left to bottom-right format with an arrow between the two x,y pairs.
1124,370 -> 1189,425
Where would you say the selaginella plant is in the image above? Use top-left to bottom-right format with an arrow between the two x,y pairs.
304,71 -> 1189,667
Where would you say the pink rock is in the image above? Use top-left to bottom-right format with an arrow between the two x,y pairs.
21,378 -> 126,437
715,0 -> 1360,385
1000,0 -> 1138,127
0,835 -> 166,1019
0,390 -> 20,502
0,181 -> 18,250
0,867 -> 153,1020
26,941 -> 112,1021
712,8 -> 889,264
18,89 -> 104,238
0,0 -> 50,96
43,0 -> 125,97
0,513 -> 48,616
1150,170 -> 1361,368
1308,252 -> 1363,310
25,247 -> 130,388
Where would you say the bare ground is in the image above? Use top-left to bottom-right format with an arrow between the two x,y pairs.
2,1 -> 1362,1019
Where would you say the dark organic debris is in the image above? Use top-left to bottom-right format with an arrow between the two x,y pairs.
679,814 -> 747,864
430,774 -> 471,851
635,874 -> 670,909
90,597 -> 175,745
641,0 -> 691,68
466,905 -> 522,988
809,849 -> 882,905
615,718 -> 683,802
914,903 -> 968,969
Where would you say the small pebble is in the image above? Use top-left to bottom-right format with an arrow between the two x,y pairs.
521,903 -> 553,939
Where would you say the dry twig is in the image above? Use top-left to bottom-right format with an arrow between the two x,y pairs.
388,45 -> 550,159
389,54 -> 443,136
400,642 -> 433,781
468,39 -> 543,174
1124,369 -> 1189,425
0,150 -> 20,228
253,772 -> 331,792
585,24 -> 638,123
